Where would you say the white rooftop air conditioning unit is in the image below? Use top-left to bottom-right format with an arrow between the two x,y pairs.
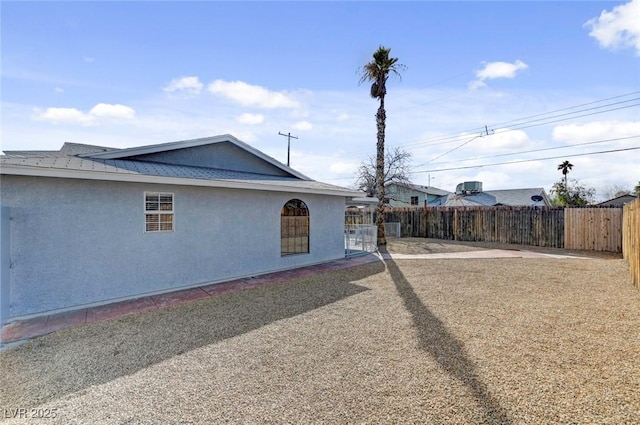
456,181 -> 483,195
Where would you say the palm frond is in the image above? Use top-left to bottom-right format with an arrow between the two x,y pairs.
358,45 -> 406,87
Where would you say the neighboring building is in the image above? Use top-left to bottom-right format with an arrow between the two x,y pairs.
597,194 -> 637,207
485,188 -> 551,207
385,182 -> 451,207
0,135 -> 361,325
428,181 -> 551,207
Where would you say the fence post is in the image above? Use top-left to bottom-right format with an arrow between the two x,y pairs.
453,208 -> 458,241
622,199 -> 640,289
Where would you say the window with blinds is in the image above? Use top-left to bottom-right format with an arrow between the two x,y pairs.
281,199 -> 309,256
145,192 -> 174,232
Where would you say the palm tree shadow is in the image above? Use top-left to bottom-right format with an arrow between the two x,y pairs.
381,247 -> 511,424
1,262 -> 384,410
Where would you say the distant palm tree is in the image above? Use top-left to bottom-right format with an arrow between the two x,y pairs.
359,46 -> 405,245
557,160 -> 573,188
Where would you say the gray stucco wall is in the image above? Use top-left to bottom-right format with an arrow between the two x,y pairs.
1,175 -> 346,320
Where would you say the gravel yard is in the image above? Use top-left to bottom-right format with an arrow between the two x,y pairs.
1,239 -> 639,424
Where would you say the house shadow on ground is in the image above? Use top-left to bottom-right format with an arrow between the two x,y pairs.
1,261 -> 384,409
380,245 -> 512,425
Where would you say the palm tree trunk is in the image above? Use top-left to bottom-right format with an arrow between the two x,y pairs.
375,96 -> 387,245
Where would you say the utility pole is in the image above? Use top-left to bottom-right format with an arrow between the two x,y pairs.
278,132 -> 298,167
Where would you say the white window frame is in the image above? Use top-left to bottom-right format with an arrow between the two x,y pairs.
144,192 -> 174,233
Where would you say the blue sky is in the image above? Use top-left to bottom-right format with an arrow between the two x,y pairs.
2,1 -> 639,200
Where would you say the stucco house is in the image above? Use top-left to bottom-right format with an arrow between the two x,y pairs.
384,182 -> 451,207
0,135 -> 361,325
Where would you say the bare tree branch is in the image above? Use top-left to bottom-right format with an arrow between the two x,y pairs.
354,147 -> 412,199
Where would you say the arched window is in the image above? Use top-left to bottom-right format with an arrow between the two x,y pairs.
281,199 -> 309,256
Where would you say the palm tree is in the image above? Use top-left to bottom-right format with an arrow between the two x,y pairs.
359,46 -> 405,245
557,160 -> 573,188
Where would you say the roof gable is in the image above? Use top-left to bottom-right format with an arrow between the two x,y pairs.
80,134 -> 308,180
125,142 -> 293,178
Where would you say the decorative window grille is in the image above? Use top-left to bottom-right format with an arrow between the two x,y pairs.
145,192 -> 174,232
281,199 -> 309,256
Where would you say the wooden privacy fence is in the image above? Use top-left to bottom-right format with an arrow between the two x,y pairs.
564,207 -> 623,252
622,199 -> 640,289
383,206 -> 624,252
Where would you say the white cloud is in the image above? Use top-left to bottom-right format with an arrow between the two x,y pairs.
469,60 -> 529,89
89,103 -> 136,120
163,76 -> 203,94
329,161 -> 358,174
207,80 -> 300,109
34,103 -> 136,126
484,128 -> 533,151
236,113 -> 264,125
292,120 -> 312,131
584,0 -> 640,55
55,87 -> 64,93
34,107 -> 95,126
83,56 -> 95,63
552,120 -> 640,144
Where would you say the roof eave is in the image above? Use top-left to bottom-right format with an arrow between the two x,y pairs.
0,165 -> 361,198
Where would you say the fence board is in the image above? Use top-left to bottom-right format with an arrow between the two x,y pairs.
564,208 -> 622,252
623,199 -> 640,289
380,206 -> 625,252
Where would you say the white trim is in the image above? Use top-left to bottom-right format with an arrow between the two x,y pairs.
0,164 -> 362,198
144,192 -> 175,233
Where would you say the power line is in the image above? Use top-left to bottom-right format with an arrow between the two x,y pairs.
335,91 -> 640,161
414,132 -> 489,168
409,146 -> 640,175
380,99 -> 639,169
488,91 -> 640,129
391,99 -> 639,153
419,135 -> 640,167
317,91 -> 640,184
400,91 -> 640,149
322,135 -> 640,183
490,101 -> 639,133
